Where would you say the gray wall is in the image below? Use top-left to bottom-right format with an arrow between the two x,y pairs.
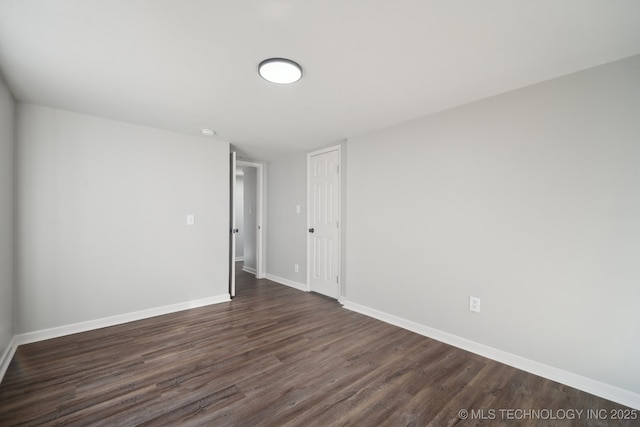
243,167 -> 257,271
15,104 -> 230,333
234,174 -> 244,259
346,55 -> 640,394
0,76 -> 14,353
267,152 -> 307,283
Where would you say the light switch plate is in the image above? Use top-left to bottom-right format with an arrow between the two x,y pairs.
469,296 -> 481,313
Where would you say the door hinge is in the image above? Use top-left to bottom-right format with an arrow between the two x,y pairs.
337,165 -> 340,174
336,275 -> 339,284
336,220 -> 339,229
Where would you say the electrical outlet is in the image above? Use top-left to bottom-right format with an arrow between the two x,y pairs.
294,264 -> 299,273
469,296 -> 481,313
186,214 -> 195,225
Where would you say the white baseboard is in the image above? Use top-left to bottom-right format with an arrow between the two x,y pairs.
0,335 -> 17,384
0,294 -> 230,384
266,274 -> 308,292
242,265 -> 256,275
342,299 -> 640,411
14,294 -> 231,347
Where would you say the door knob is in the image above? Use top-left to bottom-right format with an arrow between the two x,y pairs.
308,228 -> 315,233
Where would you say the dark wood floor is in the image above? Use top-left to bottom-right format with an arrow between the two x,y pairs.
0,264 -> 636,426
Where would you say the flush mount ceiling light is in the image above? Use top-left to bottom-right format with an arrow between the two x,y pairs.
258,58 -> 302,84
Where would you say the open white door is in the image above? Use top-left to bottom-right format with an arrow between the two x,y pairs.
229,151 -> 237,298
308,146 -> 341,299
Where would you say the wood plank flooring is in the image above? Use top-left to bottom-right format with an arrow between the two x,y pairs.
0,264 -> 636,426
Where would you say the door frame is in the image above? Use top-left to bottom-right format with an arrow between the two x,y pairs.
306,144 -> 342,297
236,159 -> 266,279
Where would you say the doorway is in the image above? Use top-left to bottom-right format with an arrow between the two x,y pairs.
235,165 -> 257,275
233,159 -> 265,283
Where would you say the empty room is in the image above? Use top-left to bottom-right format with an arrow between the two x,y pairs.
1,1 -> 639,425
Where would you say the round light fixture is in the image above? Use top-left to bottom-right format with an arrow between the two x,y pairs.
258,58 -> 302,84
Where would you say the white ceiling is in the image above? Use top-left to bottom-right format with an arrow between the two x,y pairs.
1,1 -> 639,161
